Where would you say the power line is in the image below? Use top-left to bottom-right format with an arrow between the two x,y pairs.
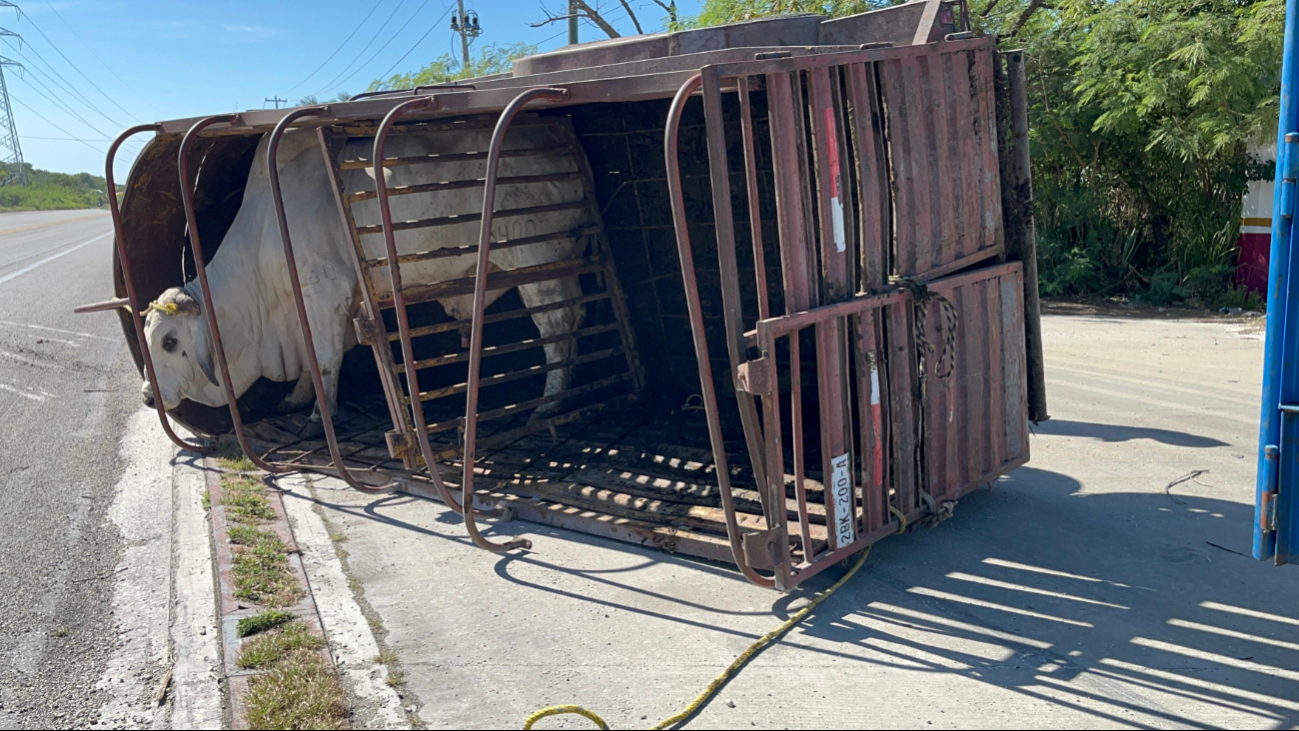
10,95 -> 99,153
310,0 -> 409,98
11,65 -> 111,139
284,1 -> 386,94
20,12 -> 139,123
8,43 -> 121,129
38,0 -> 159,115
331,0 -> 441,91
375,2 -> 456,83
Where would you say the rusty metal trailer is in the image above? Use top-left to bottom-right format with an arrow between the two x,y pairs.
96,5 -> 1047,590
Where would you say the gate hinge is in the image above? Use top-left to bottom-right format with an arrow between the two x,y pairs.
735,357 -> 773,395
742,528 -> 783,571
1282,133 -> 1299,219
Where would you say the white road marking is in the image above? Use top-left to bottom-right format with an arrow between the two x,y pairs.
0,350 -> 60,369
0,382 -> 44,401
0,320 -> 112,341
0,231 -> 111,286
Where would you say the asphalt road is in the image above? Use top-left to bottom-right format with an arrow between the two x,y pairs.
0,209 -> 148,729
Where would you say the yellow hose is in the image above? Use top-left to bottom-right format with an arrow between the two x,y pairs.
523,546 -> 873,730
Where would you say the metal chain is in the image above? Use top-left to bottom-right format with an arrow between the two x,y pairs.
892,276 -> 959,380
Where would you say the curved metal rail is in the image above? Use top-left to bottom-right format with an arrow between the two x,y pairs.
267,107 -> 398,495
372,96 -> 493,517
106,124 -> 211,454
178,115 -> 295,474
460,87 -> 570,553
665,74 -> 774,588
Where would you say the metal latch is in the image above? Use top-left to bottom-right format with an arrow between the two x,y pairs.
735,357 -> 773,395
1281,133 -> 1298,219
1262,443 -> 1280,534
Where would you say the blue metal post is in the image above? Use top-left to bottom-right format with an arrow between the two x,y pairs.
1255,0 -> 1299,562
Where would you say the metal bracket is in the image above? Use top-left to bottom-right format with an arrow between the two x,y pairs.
735,356 -> 773,395
385,429 -> 414,462
742,528 -> 783,570
1262,443 -> 1280,533
353,312 -> 384,347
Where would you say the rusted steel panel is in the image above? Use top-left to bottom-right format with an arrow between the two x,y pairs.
949,49 -> 979,260
900,56 -> 936,277
854,311 -> 888,532
921,262 -> 1029,501
928,53 -> 958,273
846,63 -> 888,290
973,48 -> 1005,252
880,42 -> 1004,279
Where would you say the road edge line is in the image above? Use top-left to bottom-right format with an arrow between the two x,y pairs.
170,449 -> 224,729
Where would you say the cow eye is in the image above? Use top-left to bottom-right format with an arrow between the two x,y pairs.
162,335 -> 178,353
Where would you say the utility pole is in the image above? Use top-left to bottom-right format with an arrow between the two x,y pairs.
264,96 -> 287,109
0,2 -> 25,187
568,0 -> 578,44
450,1 -> 481,70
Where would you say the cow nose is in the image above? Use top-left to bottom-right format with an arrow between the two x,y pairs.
143,392 -> 155,408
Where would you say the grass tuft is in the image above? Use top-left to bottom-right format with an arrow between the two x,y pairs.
238,621 -> 324,669
223,476 -> 277,523
244,648 -> 350,730
385,670 -> 405,687
232,534 -> 303,608
374,650 -> 398,665
237,609 -> 296,638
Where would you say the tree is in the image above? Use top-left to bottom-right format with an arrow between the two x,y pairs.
367,42 -> 537,92
692,0 -> 1282,306
532,1 -> 682,38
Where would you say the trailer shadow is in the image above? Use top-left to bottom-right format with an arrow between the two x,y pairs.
479,464 -> 1295,728
1031,418 -> 1229,448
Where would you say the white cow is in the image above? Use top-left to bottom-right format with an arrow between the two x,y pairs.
142,123 -> 587,432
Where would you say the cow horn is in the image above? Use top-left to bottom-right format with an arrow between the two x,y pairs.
73,297 -> 132,314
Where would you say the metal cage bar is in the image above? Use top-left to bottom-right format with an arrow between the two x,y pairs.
178,115 -> 303,473
105,124 -> 211,454
666,73 -> 775,589
267,106 -> 398,495
461,87 -> 570,553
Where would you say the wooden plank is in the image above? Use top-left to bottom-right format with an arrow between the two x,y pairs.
887,300 -> 918,514
986,275 -> 1007,473
1001,269 -> 1030,463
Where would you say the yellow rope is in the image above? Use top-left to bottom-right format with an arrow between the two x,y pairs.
889,504 -> 908,535
522,546 -> 873,730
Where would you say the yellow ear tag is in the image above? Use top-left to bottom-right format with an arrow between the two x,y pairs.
145,301 -> 181,316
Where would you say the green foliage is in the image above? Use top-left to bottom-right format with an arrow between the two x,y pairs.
695,0 -> 1280,308
0,163 -> 108,212
367,42 -> 537,93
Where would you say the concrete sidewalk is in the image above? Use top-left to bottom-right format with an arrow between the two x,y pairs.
277,310 -> 1298,729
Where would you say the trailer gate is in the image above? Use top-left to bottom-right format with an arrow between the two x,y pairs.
665,36 -> 1018,588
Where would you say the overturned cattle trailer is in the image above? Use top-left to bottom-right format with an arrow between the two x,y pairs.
98,5 -> 1048,590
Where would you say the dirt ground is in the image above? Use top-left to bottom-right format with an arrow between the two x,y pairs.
273,308 -> 1293,730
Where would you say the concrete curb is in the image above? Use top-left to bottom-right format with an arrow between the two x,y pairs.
204,463 -> 336,730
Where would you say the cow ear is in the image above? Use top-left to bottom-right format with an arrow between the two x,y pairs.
194,328 -> 219,387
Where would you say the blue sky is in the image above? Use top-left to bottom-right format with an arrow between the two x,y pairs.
5,0 -> 703,177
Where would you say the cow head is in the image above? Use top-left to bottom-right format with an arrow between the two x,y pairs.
141,287 -> 223,409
